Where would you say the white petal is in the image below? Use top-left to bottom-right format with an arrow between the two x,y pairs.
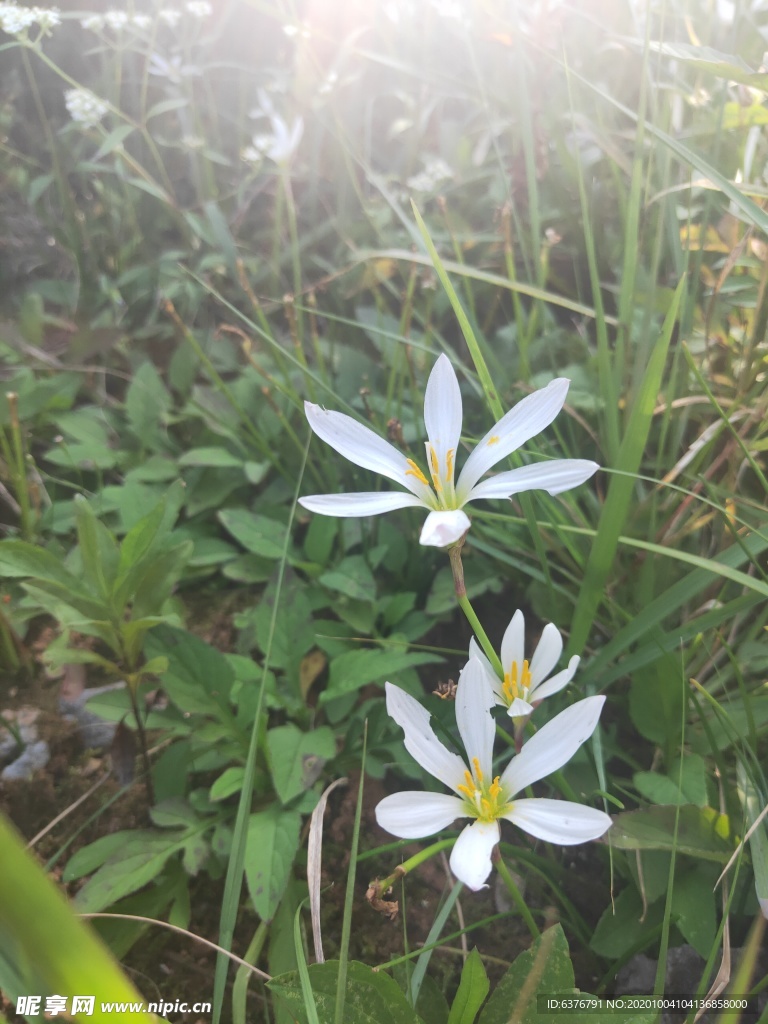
455,657 -> 496,778
423,354 -> 462,490
504,798 -> 612,845
499,610 -> 525,681
385,682 -> 466,792
305,402 -> 433,503
419,509 -> 470,547
507,697 -> 534,717
455,378 -> 570,500
500,695 -> 605,797
299,491 -> 426,517
462,459 -> 599,503
449,820 -> 500,890
468,638 -> 504,702
529,623 -> 563,686
530,657 -> 579,702
376,791 -> 464,839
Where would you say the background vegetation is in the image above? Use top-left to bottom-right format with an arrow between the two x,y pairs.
0,0 -> 766,1021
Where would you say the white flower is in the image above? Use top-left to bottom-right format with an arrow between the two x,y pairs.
0,3 -> 37,33
186,0 -> 211,16
470,609 -> 579,718
64,87 -> 109,128
407,157 -> 454,193
130,12 -> 151,29
158,7 -> 181,26
376,659 -> 611,890
30,6 -> 60,29
103,9 -> 128,30
246,118 -> 303,164
299,354 -> 599,548
81,13 -> 104,30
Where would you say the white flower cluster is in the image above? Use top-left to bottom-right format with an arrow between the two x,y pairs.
406,157 -> 454,193
64,87 -> 109,128
81,3 -> 209,32
185,0 -> 211,17
0,2 -> 60,35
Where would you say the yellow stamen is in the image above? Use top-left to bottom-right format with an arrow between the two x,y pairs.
472,757 -> 483,784
457,783 -> 474,799
502,659 -> 531,705
446,448 -> 455,481
405,458 -> 429,487
427,445 -> 442,492
486,435 -> 500,446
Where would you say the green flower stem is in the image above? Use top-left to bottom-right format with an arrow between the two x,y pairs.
372,838 -> 455,897
493,848 -> 540,939
448,540 -> 503,679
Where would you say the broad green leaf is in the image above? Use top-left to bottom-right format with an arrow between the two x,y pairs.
323,648 -> 441,703
478,925 -> 573,1024
125,360 -> 172,443
268,960 -> 421,1024
218,509 -> 286,559
131,541 -> 192,618
74,495 -> 119,602
210,766 -> 245,802
266,724 -> 335,805
671,863 -> 718,957
64,832 -> 137,881
590,887 -> 664,961
447,948 -> 489,1024
178,447 -> 244,468
319,555 -> 376,603
145,626 -> 237,722
634,754 -> 708,808
608,806 -> 734,861
71,833 -> 184,913
244,806 -> 301,922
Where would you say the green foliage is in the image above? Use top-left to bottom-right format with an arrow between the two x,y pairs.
1,0 -> 767,1017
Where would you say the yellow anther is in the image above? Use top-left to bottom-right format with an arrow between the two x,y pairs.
427,445 -> 443,492
486,435 -> 500,446
446,448 -> 455,480
405,459 -> 429,487
481,797 -> 491,816
490,777 -> 501,800
457,783 -> 474,799
472,757 -> 483,784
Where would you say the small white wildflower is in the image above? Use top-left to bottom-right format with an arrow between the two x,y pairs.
186,0 -> 211,16
0,3 -> 37,34
282,21 -> 309,38
407,157 -> 454,193
241,144 -> 263,165
81,12 -> 104,30
157,6 -> 180,26
103,9 -> 128,30
65,87 -> 109,128
130,12 -> 151,29
31,6 -> 60,29
318,70 -> 338,96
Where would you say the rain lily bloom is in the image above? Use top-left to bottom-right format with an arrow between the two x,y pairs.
375,658 -> 612,890
299,354 -> 598,547
470,609 -> 579,718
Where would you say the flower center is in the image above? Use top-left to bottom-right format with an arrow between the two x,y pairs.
456,757 -> 510,823
502,659 -> 531,706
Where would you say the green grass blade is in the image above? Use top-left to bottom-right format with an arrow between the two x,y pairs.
212,439 -> 309,1024
334,725 -> 367,1024
569,276 -> 687,655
